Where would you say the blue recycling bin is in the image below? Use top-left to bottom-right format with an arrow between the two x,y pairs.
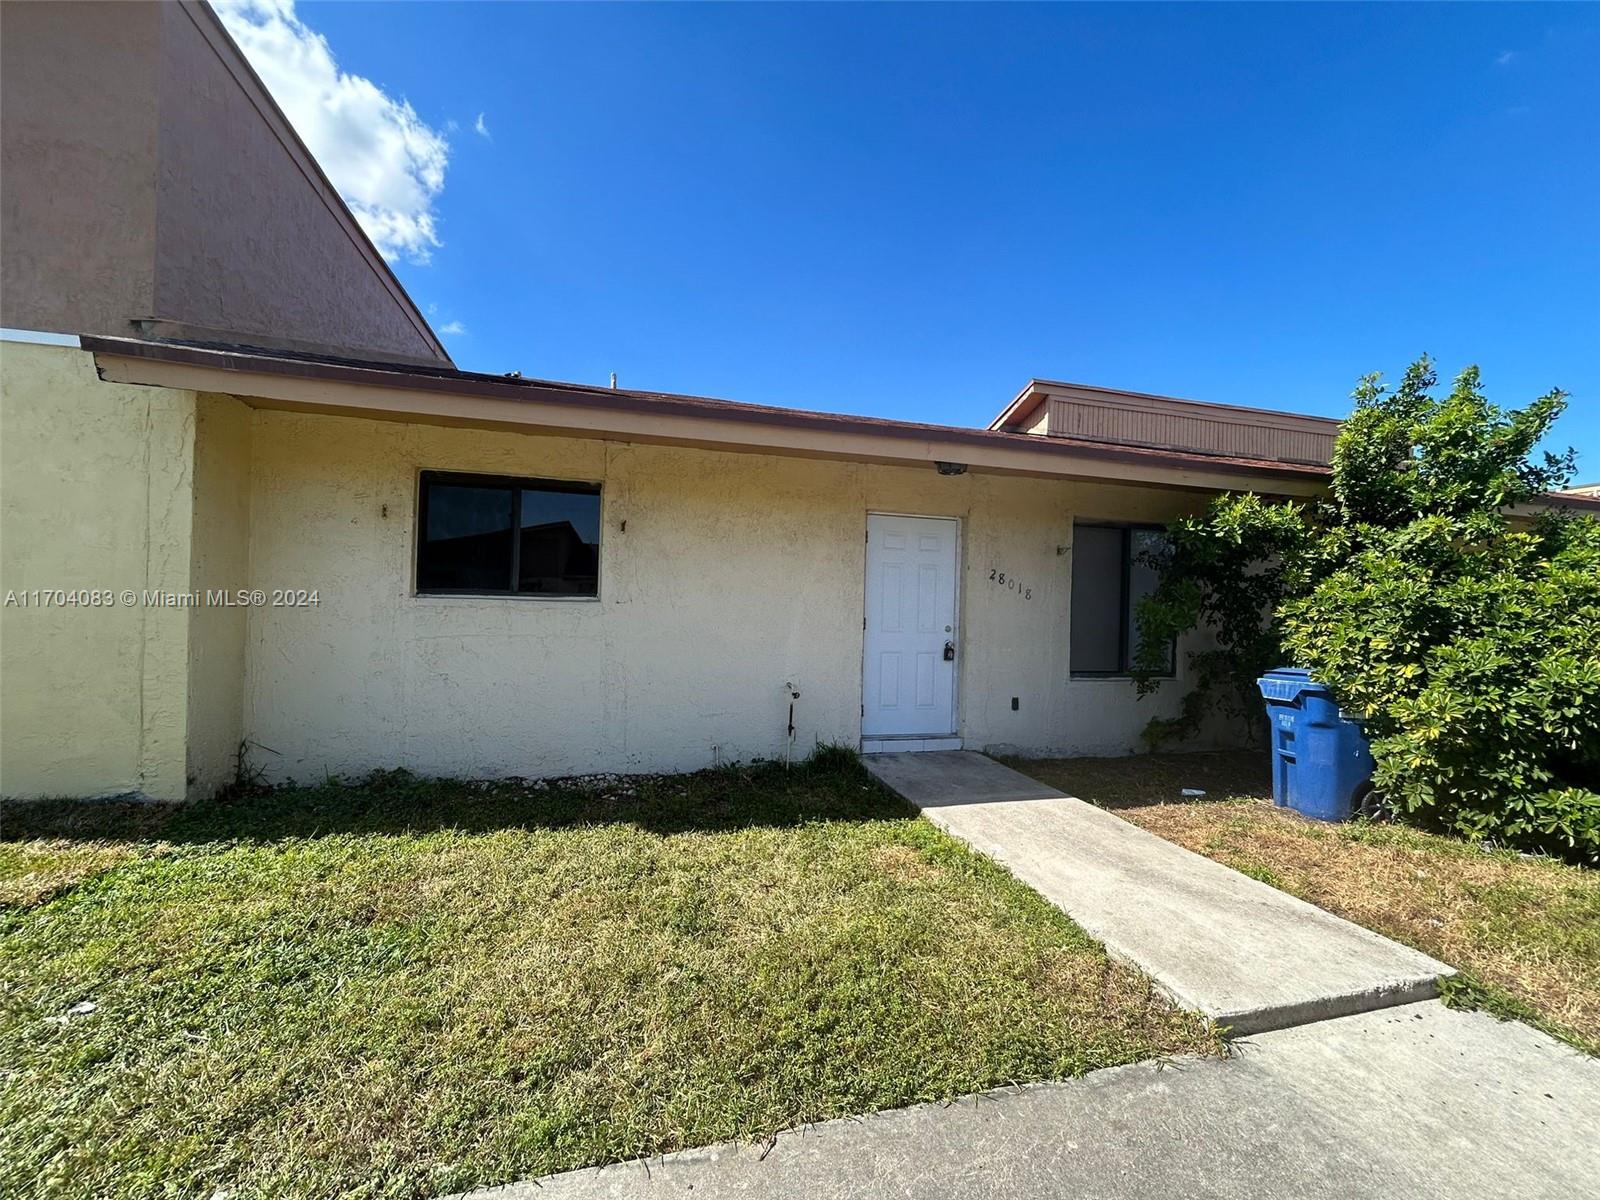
1257,668 -> 1375,822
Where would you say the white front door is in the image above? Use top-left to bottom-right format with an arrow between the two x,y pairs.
863,513 -> 959,738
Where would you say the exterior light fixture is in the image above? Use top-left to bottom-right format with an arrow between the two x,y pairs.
934,461 -> 968,476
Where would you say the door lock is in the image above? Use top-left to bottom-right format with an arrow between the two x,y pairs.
943,641 -> 956,662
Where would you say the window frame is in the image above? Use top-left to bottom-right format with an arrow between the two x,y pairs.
414,469 -> 603,600
1069,521 -> 1176,680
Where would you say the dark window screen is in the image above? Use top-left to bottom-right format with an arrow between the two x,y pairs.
1127,528 -> 1176,675
417,473 -> 600,596
1070,524 -> 1175,676
1070,526 -> 1124,674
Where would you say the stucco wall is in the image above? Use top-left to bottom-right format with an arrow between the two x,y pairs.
185,393 -> 253,795
240,409 -> 1221,783
0,341 -> 196,799
0,2 -> 160,341
0,355 -> 1232,798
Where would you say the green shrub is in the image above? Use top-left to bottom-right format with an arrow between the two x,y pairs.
1284,511 -> 1600,860
1135,357 -> 1600,862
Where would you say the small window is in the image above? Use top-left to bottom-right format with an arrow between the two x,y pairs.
417,472 -> 600,597
1069,523 -> 1175,677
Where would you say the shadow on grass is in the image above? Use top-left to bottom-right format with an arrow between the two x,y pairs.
0,748 -> 917,847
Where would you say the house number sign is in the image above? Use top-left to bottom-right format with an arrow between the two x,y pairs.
988,569 -> 1032,601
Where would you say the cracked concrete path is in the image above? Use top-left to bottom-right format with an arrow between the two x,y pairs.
463,1003 -> 1600,1199
862,751 -> 1451,1034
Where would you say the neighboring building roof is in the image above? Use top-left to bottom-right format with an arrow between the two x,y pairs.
993,379 -> 1342,467
0,1 -> 449,366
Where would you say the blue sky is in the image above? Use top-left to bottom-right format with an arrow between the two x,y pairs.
222,2 -> 1598,470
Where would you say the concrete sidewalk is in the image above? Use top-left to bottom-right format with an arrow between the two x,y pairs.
863,752 -> 1450,1035
468,1003 -> 1600,1199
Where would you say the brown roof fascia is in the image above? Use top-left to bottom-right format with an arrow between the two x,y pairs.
83,335 -> 1335,486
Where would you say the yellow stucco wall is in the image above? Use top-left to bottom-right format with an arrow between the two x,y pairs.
0,340 -> 196,799
0,345 -> 1231,797
185,392 -> 252,795
240,409 -> 1219,783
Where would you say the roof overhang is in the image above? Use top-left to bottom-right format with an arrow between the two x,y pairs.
85,337 -> 1337,496
1517,491 -> 1600,517
991,379 -> 1049,431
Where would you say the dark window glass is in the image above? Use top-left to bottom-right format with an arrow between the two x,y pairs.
519,487 -> 600,595
418,484 -> 513,592
1070,524 -> 1175,676
417,473 -> 600,596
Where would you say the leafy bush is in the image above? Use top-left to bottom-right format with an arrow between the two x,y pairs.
1134,357 -> 1600,862
1131,494 -> 1312,747
1285,508 -> 1600,859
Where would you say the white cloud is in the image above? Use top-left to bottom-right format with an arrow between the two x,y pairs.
214,0 -> 449,265
474,112 -> 491,139
1495,50 -> 1517,66
438,320 -> 467,336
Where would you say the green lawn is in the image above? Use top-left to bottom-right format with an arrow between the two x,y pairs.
1009,751 -> 1600,1056
0,751 -> 1215,1200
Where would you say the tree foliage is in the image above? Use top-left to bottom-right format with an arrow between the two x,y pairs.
1132,357 -> 1599,861
1130,495 -> 1311,747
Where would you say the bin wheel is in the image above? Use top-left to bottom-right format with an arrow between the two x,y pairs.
1352,782 -> 1388,822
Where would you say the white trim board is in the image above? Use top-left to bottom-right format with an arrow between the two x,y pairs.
1,328 -> 82,348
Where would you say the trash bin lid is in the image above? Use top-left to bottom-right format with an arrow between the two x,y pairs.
1257,667 -> 1329,703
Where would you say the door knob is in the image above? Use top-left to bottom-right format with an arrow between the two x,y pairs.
943,641 -> 956,662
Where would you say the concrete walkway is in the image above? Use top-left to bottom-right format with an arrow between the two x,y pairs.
468,1002 -> 1600,1199
862,751 -> 1450,1035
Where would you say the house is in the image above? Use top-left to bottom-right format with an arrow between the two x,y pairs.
3,4 -> 1590,802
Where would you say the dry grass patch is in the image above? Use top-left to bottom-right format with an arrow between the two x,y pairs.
0,841 -> 149,908
1008,751 -> 1600,1055
1,753 -> 1215,1200
0,800 -> 178,907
